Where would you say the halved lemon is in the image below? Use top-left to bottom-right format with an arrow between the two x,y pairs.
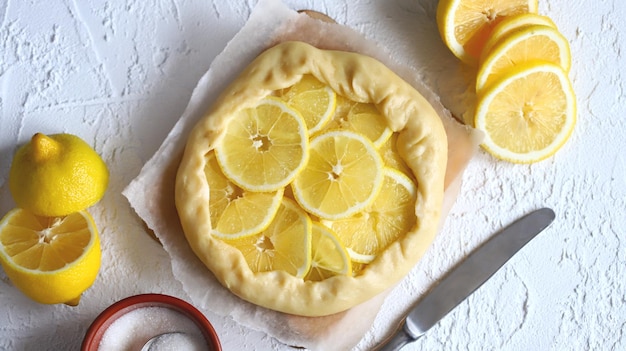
304,222 -> 351,281
481,13 -> 557,55
474,61 -> 576,163
224,198 -> 312,278
322,168 -> 417,263
323,96 -> 393,148
215,96 -> 309,192
204,151 -> 283,239
0,209 -> 101,305
476,24 -> 571,92
437,0 -> 538,64
279,74 -> 337,135
292,130 -> 384,220
9,133 -> 109,217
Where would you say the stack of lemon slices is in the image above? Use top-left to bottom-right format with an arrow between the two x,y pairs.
203,75 -> 417,281
437,0 -> 576,163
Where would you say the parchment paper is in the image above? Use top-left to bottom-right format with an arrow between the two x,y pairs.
123,0 -> 481,349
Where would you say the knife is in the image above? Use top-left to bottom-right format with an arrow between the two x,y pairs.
376,207 -> 556,351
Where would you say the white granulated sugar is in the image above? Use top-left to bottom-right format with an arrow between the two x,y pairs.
98,307 -> 206,351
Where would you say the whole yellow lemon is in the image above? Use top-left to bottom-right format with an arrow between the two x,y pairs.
8,133 -> 109,216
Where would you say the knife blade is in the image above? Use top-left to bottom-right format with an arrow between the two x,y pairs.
376,207 -> 555,351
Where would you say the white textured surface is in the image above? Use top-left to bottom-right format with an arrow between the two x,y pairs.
0,0 -> 624,350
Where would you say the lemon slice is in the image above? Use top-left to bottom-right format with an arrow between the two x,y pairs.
378,133 -> 414,179
215,96 -> 309,192
279,74 -> 337,135
204,151 -> 283,239
292,130 -> 384,220
474,61 -> 576,163
224,198 -> 312,278
476,24 -> 571,92
322,168 -> 417,263
436,0 -> 538,64
304,222 -> 352,281
482,13 -> 557,55
0,209 -> 101,305
324,96 -> 393,148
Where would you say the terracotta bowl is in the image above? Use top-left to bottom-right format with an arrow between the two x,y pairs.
81,293 -> 221,351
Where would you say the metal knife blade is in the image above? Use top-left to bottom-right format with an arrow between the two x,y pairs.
376,207 -> 555,351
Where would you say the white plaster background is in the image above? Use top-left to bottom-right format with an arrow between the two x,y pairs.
0,0 -> 624,350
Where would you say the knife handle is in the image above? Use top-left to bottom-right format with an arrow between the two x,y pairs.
376,323 -> 419,351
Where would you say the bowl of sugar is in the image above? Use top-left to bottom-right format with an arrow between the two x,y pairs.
82,294 -> 221,351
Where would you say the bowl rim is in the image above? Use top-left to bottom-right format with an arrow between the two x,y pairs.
81,293 -> 221,351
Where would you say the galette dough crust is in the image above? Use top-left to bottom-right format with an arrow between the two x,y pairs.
175,41 -> 448,317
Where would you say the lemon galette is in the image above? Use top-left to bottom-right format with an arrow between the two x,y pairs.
175,41 -> 448,317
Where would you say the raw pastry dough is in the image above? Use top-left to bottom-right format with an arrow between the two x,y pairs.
175,41 -> 448,316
